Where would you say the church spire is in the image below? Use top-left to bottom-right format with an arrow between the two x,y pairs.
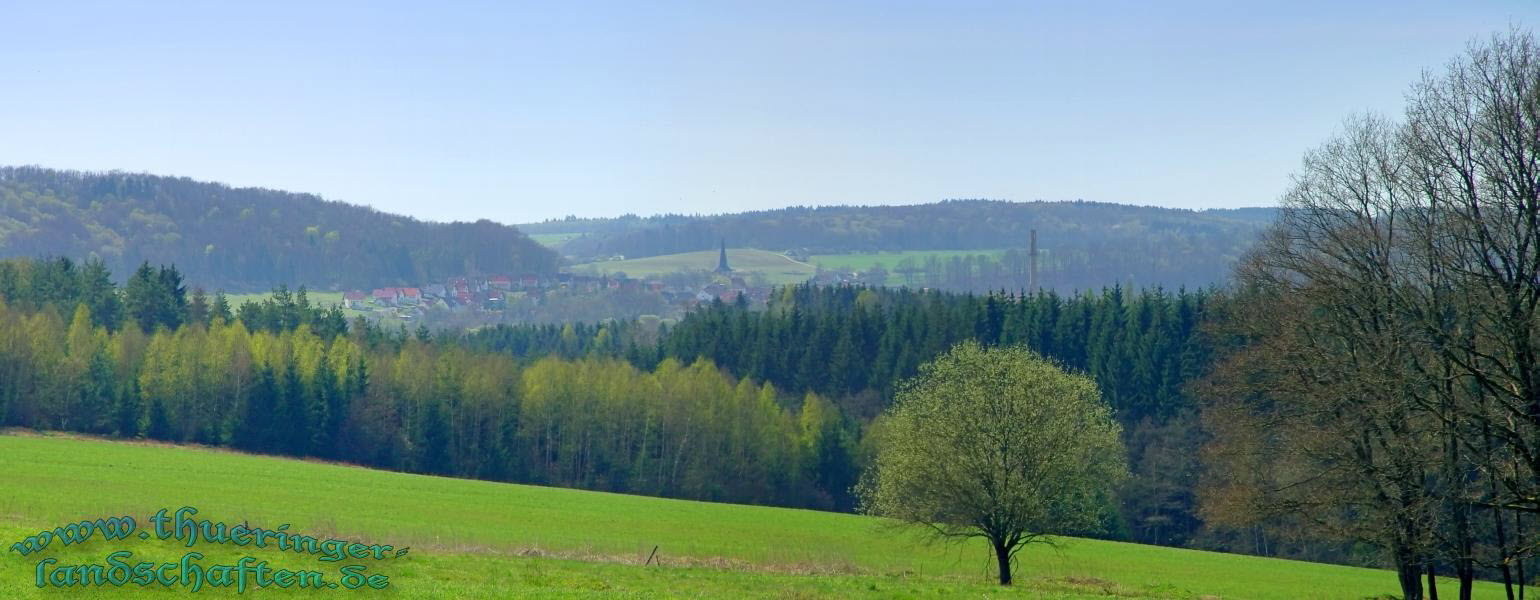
715,238 -> 730,273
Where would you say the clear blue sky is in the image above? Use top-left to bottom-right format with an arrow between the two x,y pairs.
1,1 -> 1532,224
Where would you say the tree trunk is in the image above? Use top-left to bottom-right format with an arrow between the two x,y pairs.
993,539 -> 1013,586
1518,510 -> 1527,600
1398,553 -> 1425,600
1429,564 -> 1439,600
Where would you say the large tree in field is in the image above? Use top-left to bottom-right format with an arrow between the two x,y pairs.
857,341 -> 1126,585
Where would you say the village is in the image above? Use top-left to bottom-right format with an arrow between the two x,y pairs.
340,246 -> 778,324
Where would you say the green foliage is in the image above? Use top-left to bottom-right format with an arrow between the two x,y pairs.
0,258 -> 1212,546
538,200 -> 1271,292
0,282 -> 854,510
0,433 -> 1503,599
122,261 -> 185,332
860,342 -> 1127,583
571,248 -> 816,284
0,256 -> 121,329
0,167 -> 558,291
663,284 -> 1209,425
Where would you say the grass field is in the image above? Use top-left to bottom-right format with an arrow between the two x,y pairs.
809,249 -> 1009,272
0,432 -> 1510,598
220,291 -> 410,328
571,249 -> 816,284
225,290 -> 347,308
530,232 -> 586,248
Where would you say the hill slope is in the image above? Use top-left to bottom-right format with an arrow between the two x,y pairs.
0,166 -> 558,291
572,248 -> 816,284
526,200 -> 1275,292
0,432 -> 1503,598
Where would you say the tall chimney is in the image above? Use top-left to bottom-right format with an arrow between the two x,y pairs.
1028,229 -> 1038,295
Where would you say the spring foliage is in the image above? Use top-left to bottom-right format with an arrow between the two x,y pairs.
858,342 -> 1126,584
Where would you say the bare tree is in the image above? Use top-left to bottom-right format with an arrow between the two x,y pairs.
1201,114 -> 1449,600
1202,29 -> 1540,600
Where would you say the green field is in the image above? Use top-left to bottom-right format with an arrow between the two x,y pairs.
809,249 -> 1009,272
571,249 -> 816,284
0,432 -> 1509,598
225,290 -> 346,308
213,291 -> 413,328
530,232 -> 586,248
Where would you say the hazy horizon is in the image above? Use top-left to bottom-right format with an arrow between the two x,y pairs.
2,1 -> 1533,223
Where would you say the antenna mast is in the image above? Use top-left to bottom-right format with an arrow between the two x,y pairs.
1028,229 -> 1038,295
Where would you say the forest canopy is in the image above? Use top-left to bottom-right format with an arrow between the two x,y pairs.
529,200 -> 1272,292
0,167 -> 559,291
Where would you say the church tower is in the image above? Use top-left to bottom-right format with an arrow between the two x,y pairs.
715,239 -> 731,273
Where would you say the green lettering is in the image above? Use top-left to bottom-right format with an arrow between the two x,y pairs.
230,524 -> 251,546
319,539 -> 346,562
339,564 -> 367,589
105,551 -> 132,585
198,520 -> 228,544
150,509 -> 172,540
34,557 -> 55,588
155,563 -> 176,587
178,552 -> 204,592
297,569 -> 325,588
49,565 -> 73,587
208,565 -> 234,588
233,557 -> 257,593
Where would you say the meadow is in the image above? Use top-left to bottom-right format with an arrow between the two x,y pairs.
571,249 -> 816,284
568,248 -> 1015,286
225,290 -> 347,309
0,432 -> 1509,598
809,249 -> 1009,272
224,290 -> 400,326
529,232 -> 587,248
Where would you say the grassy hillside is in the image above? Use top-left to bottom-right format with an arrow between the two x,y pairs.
530,232 -> 588,248
529,200 -> 1272,292
571,248 -> 816,284
810,249 -> 1008,272
0,432 -> 1506,598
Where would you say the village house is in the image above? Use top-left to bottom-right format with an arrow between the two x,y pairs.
372,287 -> 400,306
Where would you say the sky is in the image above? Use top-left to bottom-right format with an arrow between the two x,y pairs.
0,1 -> 1534,224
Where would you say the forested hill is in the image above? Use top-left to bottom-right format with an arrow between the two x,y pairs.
526,200 -> 1275,291
0,166 -> 559,291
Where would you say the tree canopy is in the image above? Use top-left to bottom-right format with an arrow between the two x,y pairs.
858,341 -> 1126,585
0,167 -> 558,291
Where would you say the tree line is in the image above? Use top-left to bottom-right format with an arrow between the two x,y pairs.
543,199 -> 1269,292
0,166 -> 559,292
0,254 -> 1210,533
1200,30 -> 1540,600
0,272 -> 860,511
467,282 -> 1214,545
871,247 -> 1235,295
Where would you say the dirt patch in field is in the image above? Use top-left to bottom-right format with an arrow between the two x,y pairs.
429,541 -> 866,575
1033,575 -> 1153,597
